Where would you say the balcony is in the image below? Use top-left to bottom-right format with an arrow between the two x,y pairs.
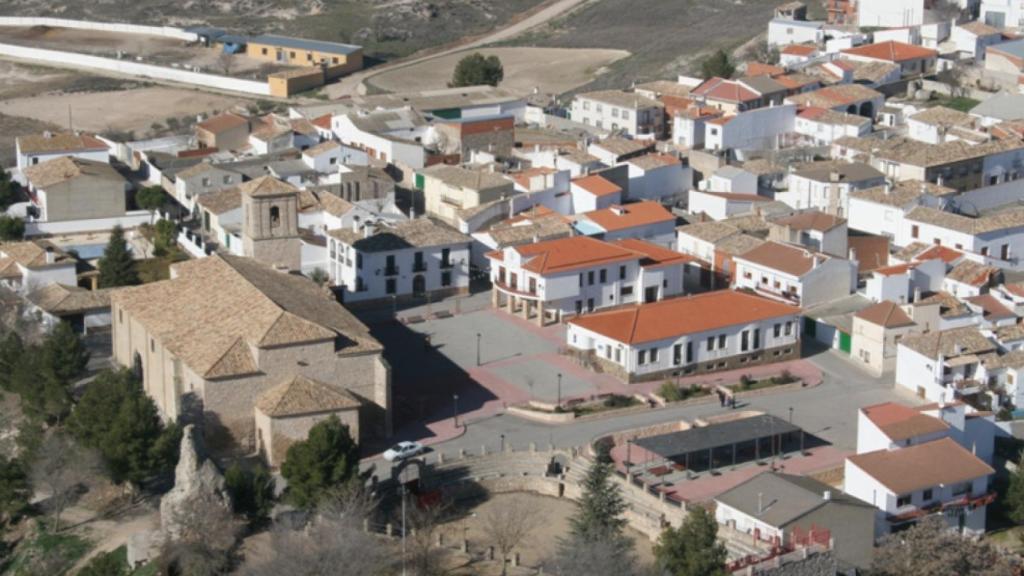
413,261 -> 427,273
887,492 -> 996,524
493,279 -> 540,300
753,286 -> 800,305
440,260 -> 454,270
384,265 -> 399,276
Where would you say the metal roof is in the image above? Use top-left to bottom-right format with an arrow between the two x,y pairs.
635,415 -> 800,459
247,34 -> 361,56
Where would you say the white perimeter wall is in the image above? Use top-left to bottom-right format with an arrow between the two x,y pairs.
0,17 -> 199,41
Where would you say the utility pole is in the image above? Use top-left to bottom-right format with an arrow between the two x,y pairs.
557,373 -> 563,407
401,485 -> 407,576
476,332 -> 482,366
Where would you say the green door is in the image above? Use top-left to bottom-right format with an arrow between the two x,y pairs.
839,331 -> 852,354
414,173 -> 425,190
803,317 -> 817,338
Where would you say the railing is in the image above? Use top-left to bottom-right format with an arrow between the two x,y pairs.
440,260 -> 454,270
413,262 -> 427,273
384,266 -> 399,276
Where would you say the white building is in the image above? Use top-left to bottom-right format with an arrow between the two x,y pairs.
705,104 -> 797,153
332,108 -> 428,171
688,190 -> 771,221
15,132 -> 109,171
954,21 -> 1005,61
486,236 -> 691,323
846,181 -> 953,239
794,107 -> 872,145
767,18 -> 826,47
624,154 -> 691,203
0,240 -> 77,294
171,162 -> 243,215
327,218 -> 470,305
895,326 -> 996,402
567,289 -> 800,381
857,0 -> 926,27
844,437 -> 994,537
906,106 -> 980,145
864,258 -> 946,303
733,241 -> 857,308
898,206 -> 1024,261
981,0 -> 1024,29
570,90 -> 665,138
778,162 -> 886,218
569,174 -> 623,214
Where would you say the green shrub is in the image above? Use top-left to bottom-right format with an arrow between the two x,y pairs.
603,394 -> 634,408
772,370 -> 797,385
225,462 -> 275,524
740,374 -> 754,390
659,382 -> 684,402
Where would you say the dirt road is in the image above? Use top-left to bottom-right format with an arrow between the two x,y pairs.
324,0 -> 586,99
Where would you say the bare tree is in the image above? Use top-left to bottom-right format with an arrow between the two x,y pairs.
405,497 -> 448,576
29,432 -> 103,531
545,532 -> 646,576
872,516 -> 1011,576
160,490 -> 242,576
242,487 -> 395,576
481,497 -> 543,575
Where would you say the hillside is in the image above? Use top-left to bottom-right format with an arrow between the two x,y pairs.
506,0 -> 793,93
2,0 -> 547,60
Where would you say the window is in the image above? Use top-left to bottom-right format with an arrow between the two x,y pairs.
332,57 -> 339,64
753,328 -> 760,349
718,334 -> 726,349
290,51 -> 296,58
442,248 -> 451,268
588,271 -> 595,285
741,330 -> 749,352
922,488 -> 933,501
223,175 -> 232,184
707,336 -> 715,351
619,265 -> 626,280
579,274 -> 584,287
686,341 -> 693,364
785,321 -> 793,336
611,108 -> 619,118
761,276 -> 769,284
952,482 -> 970,496
774,323 -> 781,338
673,344 -> 682,366
261,47 -> 268,55
150,339 -> 155,352
649,348 -> 659,362
306,52 -> 313,61
622,110 -> 630,120
743,271 -> 752,279
356,253 -> 363,269
981,246 -> 989,257
911,225 -> 919,239
202,177 -> 211,186
386,278 -> 396,294
441,271 -> 452,287
600,269 -> 607,283
638,350 -> 647,365
621,285 -> 633,297
583,101 -> 590,111
270,206 -> 281,228
896,494 -> 912,508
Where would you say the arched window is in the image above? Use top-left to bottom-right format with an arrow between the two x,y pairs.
270,206 -> 281,228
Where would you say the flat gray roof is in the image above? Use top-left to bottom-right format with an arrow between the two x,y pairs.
636,415 -> 799,459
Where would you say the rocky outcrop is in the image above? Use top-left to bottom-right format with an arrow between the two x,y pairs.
159,424 -> 231,541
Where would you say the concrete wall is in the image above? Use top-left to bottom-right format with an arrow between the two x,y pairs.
24,211 -> 150,237
0,42 -> 271,96
0,17 -> 198,41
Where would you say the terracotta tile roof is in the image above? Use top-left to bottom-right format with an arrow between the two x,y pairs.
716,234 -> 767,256
861,402 -> 949,441
906,205 -> 1024,235
692,78 -> 761,103
842,41 -> 938,63
966,293 -> 1016,320
256,374 -> 360,417
239,175 -> 300,198
17,132 -> 106,155
568,290 -> 800,345
312,114 -> 332,130
196,112 -> 249,134
797,107 -> 871,127
849,234 -> 889,272
792,160 -> 884,183
1002,283 -> 1024,298
488,236 -> 640,275
572,174 -> 622,198
195,186 -> 242,215
916,291 -> 971,319
677,221 -> 742,243
855,300 -> 915,327
734,241 -> 830,277
485,210 -> 573,246
745,62 -> 786,77
847,438 -> 993,494
175,161 -> 235,180
914,244 -> 963,264
996,322 -> 1024,341
959,21 -> 1001,36
945,260 -> 997,287
422,163 -> 513,191
609,238 -> 695,267
909,106 -> 975,129
872,262 -> 916,277
782,44 -> 818,56
23,157 -> 123,189
591,137 -> 655,157
772,210 -> 844,232
627,153 -> 681,170
899,325 -> 994,359
303,140 -> 341,157
330,217 -> 469,251
510,167 -> 558,190
0,240 -> 73,269
298,189 -> 353,217
27,284 -> 112,315
579,201 -> 675,232
786,84 -> 883,108
112,255 -> 381,380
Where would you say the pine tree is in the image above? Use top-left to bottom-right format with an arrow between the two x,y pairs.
655,507 -> 728,576
280,416 -> 359,509
700,49 -> 735,80
570,460 -> 627,542
0,332 -> 24,391
98,225 -> 139,288
43,321 -> 90,387
1007,450 -> 1024,523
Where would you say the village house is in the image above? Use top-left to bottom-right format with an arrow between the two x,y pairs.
23,157 -> 127,224
624,154 -> 691,203
785,84 -> 885,118
327,218 -> 470,305
863,257 -> 946,304
0,240 -> 77,294
778,161 -> 886,218
432,115 -> 516,160
895,326 -> 996,402
332,108 -> 429,176
26,283 -> 113,334
906,106 -> 982,145
677,220 -> 766,289
573,201 -> 677,247
767,210 -> 848,257
418,164 -> 517,230
569,174 -> 623,214
171,162 -> 243,215
704,104 -> 797,153
733,241 -> 857,308
847,180 -> 956,239
486,236 -> 691,324
850,300 -> 918,376
794,107 -> 873,145
195,112 -> 251,151
954,21 -> 1005,62
587,138 -> 655,165
566,289 -> 801,381
570,90 -> 666,139
897,205 -> 1024,261
469,207 -> 573,269
841,41 -> 938,77
15,132 -> 108,171
688,190 -> 773,221
111,254 -> 391,463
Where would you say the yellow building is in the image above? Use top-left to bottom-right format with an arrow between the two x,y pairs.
243,35 -> 363,76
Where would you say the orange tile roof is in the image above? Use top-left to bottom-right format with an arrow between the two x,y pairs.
572,174 -> 622,198
914,244 -> 963,264
855,301 -> 915,328
966,293 -> 1016,320
312,114 -> 332,129
692,78 -> 761,103
782,44 -> 818,56
842,41 -> 938,63
861,402 -> 949,441
511,167 -> 558,189
580,201 -> 675,233
735,241 -> 830,277
746,62 -> 786,76
847,438 -> 993,494
568,290 -> 800,345
197,112 -> 249,134
488,236 -> 640,275
609,238 -> 695,268
873,262 -> 916,277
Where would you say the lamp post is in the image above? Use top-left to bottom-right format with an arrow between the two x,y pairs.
557,373 -> 563,407
626,439 -> 633,475
500,433 -> 505,452
453,394 -> 459,428
476,332 -> 482,366
788,406 -> 793,424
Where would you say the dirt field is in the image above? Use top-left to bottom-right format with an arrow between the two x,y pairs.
0,26 -> 273,76
0,86 -> 246,135
439,492 -> 655,568
367,46 -> 629,96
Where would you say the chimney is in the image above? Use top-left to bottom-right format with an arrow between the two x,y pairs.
45,245 -> 55,264
812,255 -> 821,268
913,286 -> 922,303
822,490 -> 832,501
884,180 -> 892,195
848,247 -> 857,262
829,170 -> 841,183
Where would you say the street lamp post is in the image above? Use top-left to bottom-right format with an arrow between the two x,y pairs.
626,439 -> 633,475
476,332 -> 482,366
500,433 -> 505,452
788,406 -> 793,424
453,394 -> 459,428
557,373 -> 563,407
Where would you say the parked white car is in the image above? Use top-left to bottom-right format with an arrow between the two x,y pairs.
383,441 -> 424,462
